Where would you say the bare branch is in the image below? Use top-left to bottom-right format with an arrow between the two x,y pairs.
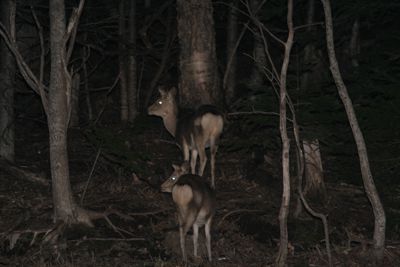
0,22 -> 48,115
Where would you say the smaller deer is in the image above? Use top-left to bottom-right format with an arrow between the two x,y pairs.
161,162 -> 216,262
148,87 -> 223,188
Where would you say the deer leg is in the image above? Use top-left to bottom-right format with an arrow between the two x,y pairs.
198,147 -> 207,177
193,223 -> 199,258
179,210 -> 197,262
205,217 -> 213,261
190,149 -> 198,174
179,224 -> 188,262
182,142 -> 190,162
209,138 -> 218,188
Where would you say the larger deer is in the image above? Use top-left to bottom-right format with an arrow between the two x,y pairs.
148,87 -> 223,188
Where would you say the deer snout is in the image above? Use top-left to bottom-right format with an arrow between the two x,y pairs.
160,177 -> 176,193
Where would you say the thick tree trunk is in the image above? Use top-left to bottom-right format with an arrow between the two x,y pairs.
0,0 -> 16,162
49,0 -> 78,223
127,0 -> 138,122
320,0 -> 386,264
276,1 -> 294,266
224,0 -> 238,105
176,0 -> 220,107
119,0 -> 128,123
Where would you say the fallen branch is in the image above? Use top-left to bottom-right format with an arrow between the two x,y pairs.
0,159 -> 50,186
69,237 -> 145,242
218,209 -> 265,227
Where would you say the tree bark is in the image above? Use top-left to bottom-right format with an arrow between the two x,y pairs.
127,0 -> 138,122
69,72 -> 80,128
0,0 -> 16,162
224,0 -> 238,105
349,18 -> 360,68
82,44 -> 93,122
303,139 -> 326,197
119,0 -> 128,123
276,0 -> 294,266
49,0 -> 85,224
176,0 -> 220,107
320,0 -> 386,264
248,0 -> 267,88
300,0 -> 316,91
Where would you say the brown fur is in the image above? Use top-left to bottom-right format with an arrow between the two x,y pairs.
148,87 -> 223,188
161,162 -> 216,262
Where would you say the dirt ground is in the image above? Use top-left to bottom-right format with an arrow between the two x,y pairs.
1,116 -> 400,267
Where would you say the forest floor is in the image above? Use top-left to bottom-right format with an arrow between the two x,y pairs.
1,115 -> 400,267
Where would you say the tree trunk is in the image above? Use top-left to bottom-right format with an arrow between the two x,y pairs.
224,0 -> 238,105
276,1 -> 294,266
303,139 -> 326,198
119,0 -> 128,123
69,72 -> 80,128
176,0 -> 220,107
349,18 -> 360,68
320,0 -> 386,264
0,0 -> 16,162
48,0 -> 80,224
300,0 -> 316,91
127,0 -> 138,122
248,0 -> 267,88
82,45 -> 93,122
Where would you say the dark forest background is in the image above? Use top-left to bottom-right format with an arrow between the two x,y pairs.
0,0 -> 400,266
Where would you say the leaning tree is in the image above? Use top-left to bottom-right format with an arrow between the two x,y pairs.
320,0 -> 386,264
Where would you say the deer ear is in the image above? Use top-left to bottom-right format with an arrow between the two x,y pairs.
182,161 -> 190,172
158,86 -> 166,96
172,164 -> 180,171
170,87 -> 177,97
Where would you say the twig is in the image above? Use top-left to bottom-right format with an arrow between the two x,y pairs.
93,73 -> 121,125
105,208 -> 172,222
0,22 -> 48,115
80,147 -> 102,205
65,0 -> 85,64
30,6 -> 46,92
70,237 -> 145,242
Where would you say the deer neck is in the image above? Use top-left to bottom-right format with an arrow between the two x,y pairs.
162,105 -> 178,137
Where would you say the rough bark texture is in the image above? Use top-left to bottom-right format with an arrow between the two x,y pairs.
303,139 -> 326,197
49,0 -> 77,223
224,0 -> 238,105
176,0 -> 220,107
127,0 -> 138,122
320,0 -> 386,264
276,0 -> 294,266
0,0 -> 16,162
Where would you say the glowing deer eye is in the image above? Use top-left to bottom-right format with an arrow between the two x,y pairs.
171,176 -> 177,181
158,101 -> 163,105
